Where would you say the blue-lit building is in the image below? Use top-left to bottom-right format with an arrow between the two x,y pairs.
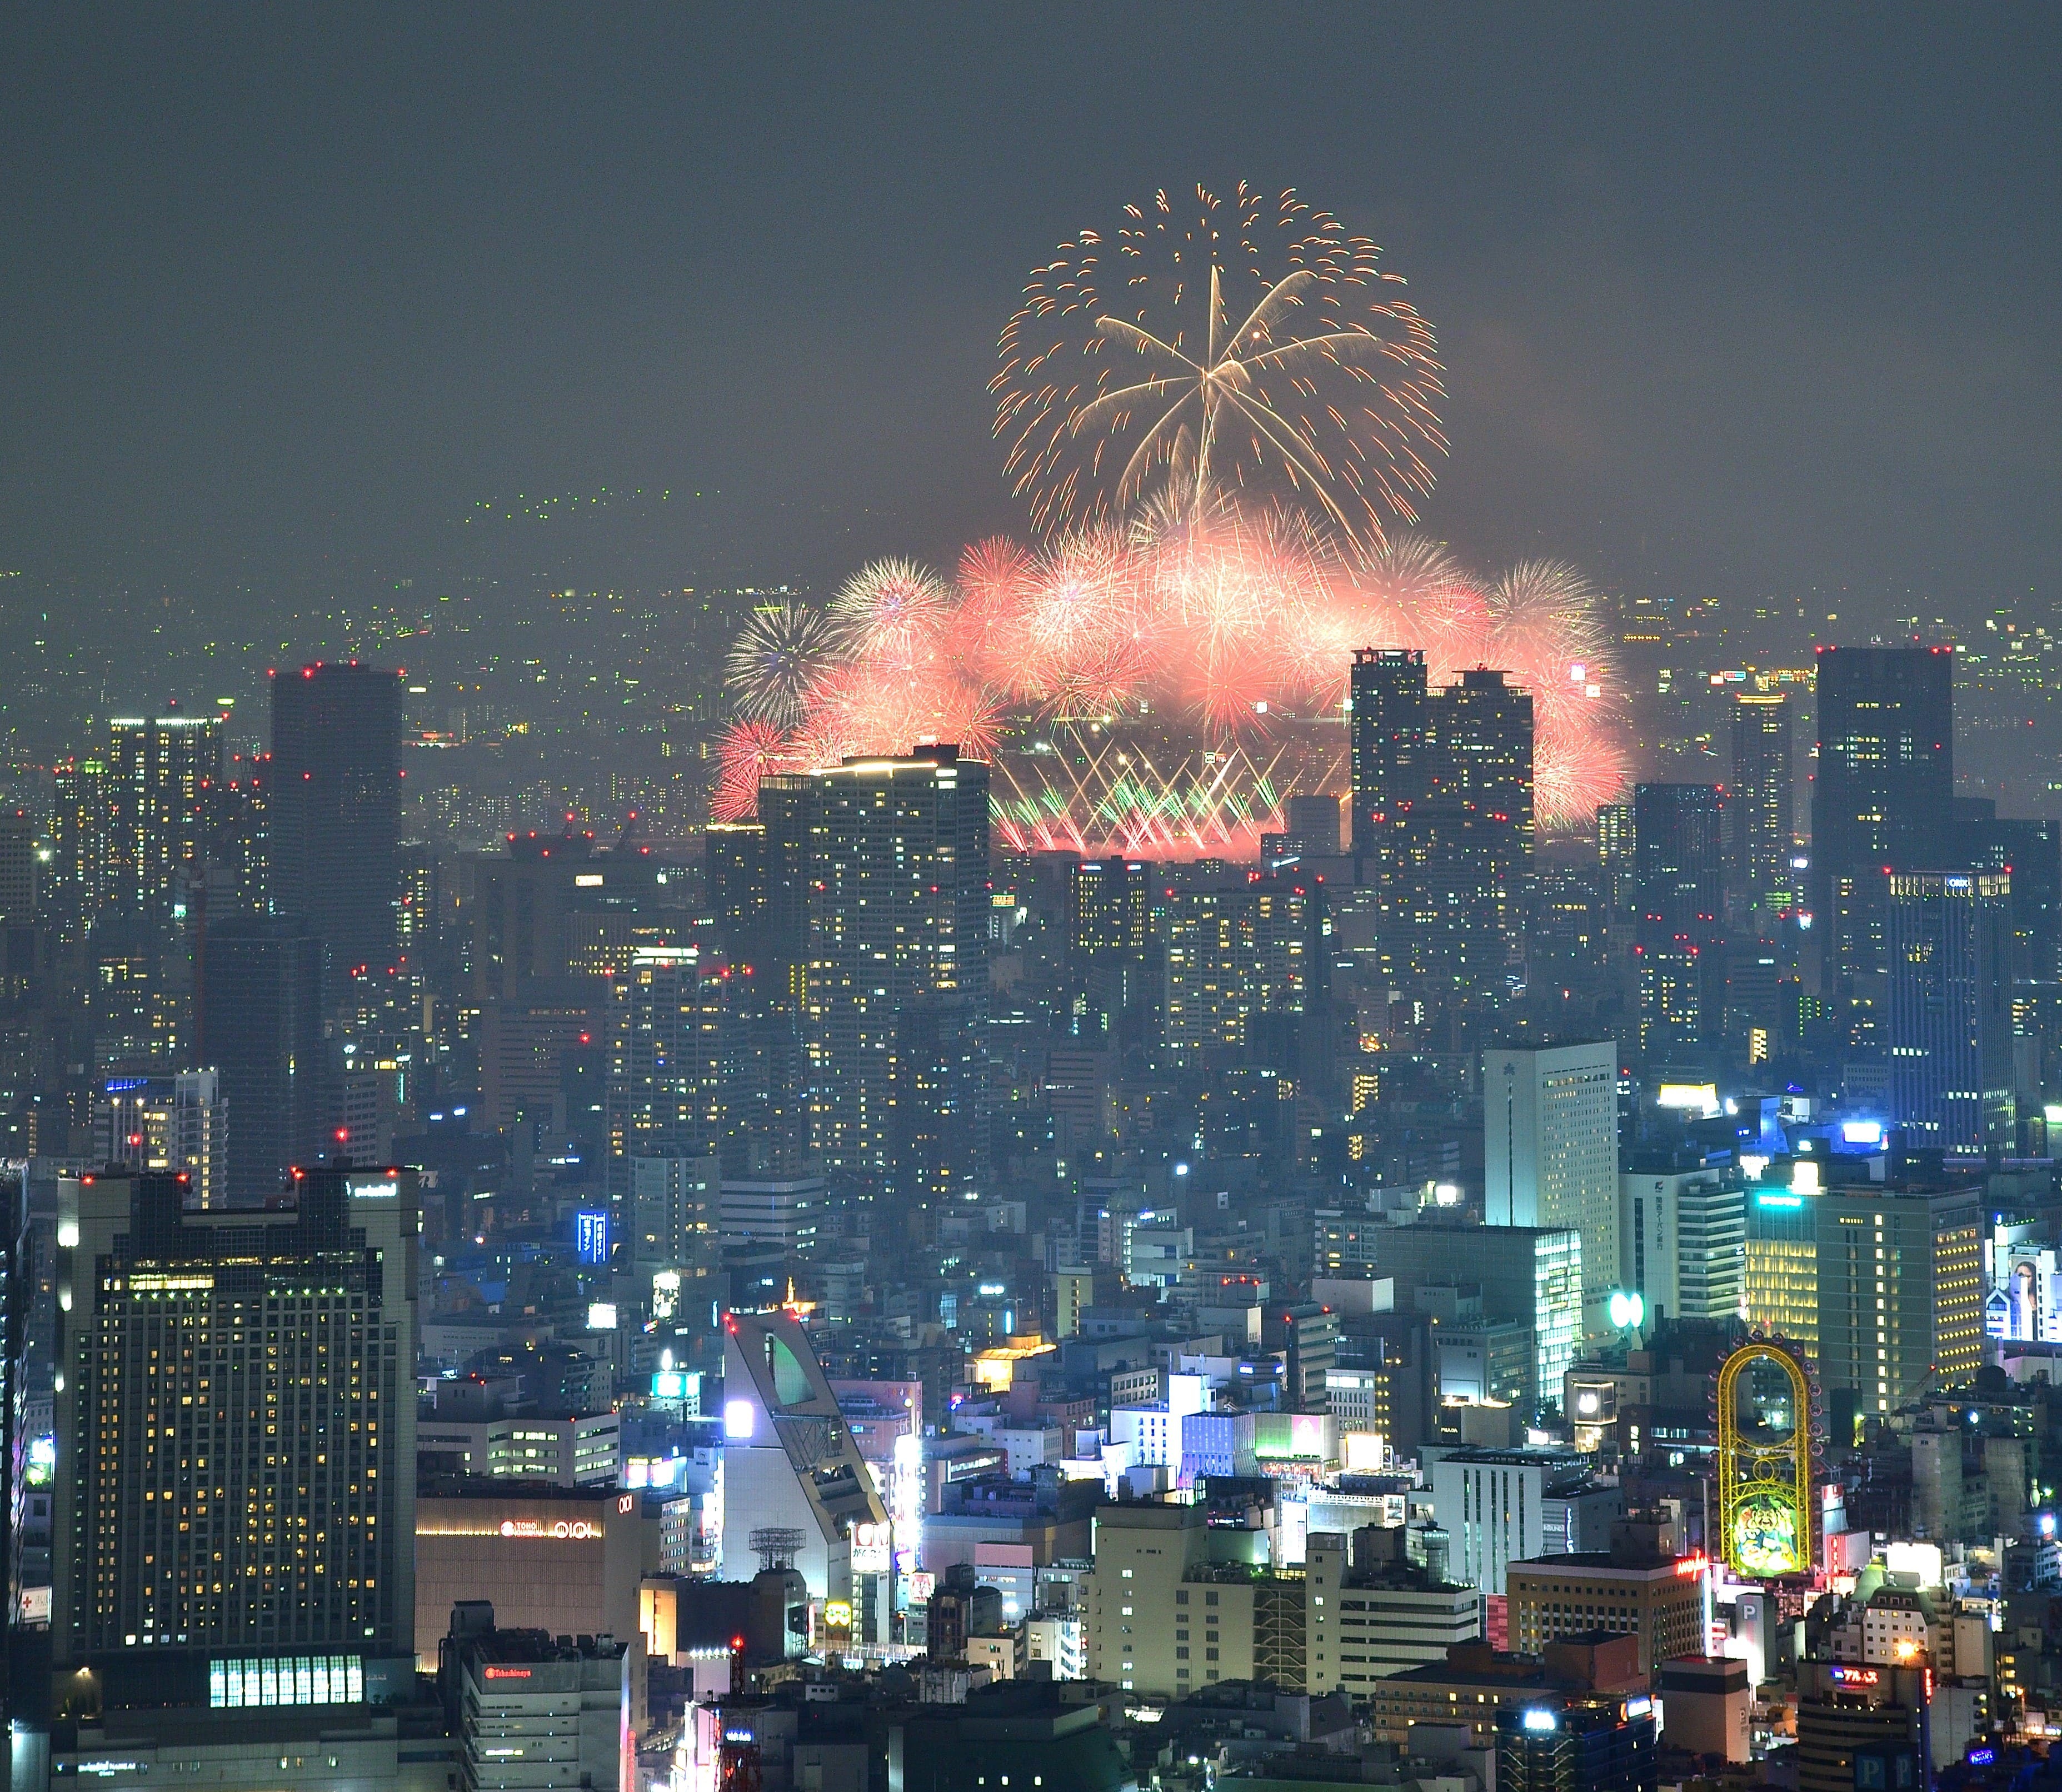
1496,1694 -> 1657,1792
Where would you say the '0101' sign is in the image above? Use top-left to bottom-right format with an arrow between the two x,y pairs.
498,1518 -> 601,1540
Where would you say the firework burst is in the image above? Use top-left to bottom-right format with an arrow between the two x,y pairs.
724,600 -> 834,727
993,182 -> 1447,547
712,718 -> 803,821
826,557 -> 951,662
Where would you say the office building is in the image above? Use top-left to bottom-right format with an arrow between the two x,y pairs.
1304,1526 -> 1481,1694
1351,647 -> 1430,865
270,662 -> 403,971
1508,1527 -> 1706,1675
717,1172 -> 822,1255
52,1165 -> 419,1681
415,1412 -> 621,1488
1795,1661 -> 1929,1792
1288,792 -> 1343,854
1160,876 -> 1322,1060
1886,870 -> 2015,1152
1263,792 -> 1345,862
1632,783 -> 1724,1050
1745,1182 -> 1819,1350
1955,798 -> 2062,985
603,947 -> 724,1196
0,807 -> 37,924
1813,646 -> 1955,1000
93,1069 -> 229,1209
457,833 -> 668,1001
1484,1041 -> 1619,1309
481,987 -> 596,1135
1656,1655 -> 1751,1763
1619,1162 -> 1746,1324
717,1311 -> 885,1600
623,1151 -> 717,1286
1729,695 -> 1794,916
791,750 -> 990,1204
1495,1695 -> 1658,1792
705,818 -> 771,965
199,916 -> 326,1204
1370,1633 -> 1648,1749
451,1623 -> 630,1792
1068,858 -> 1150,958
1814,1181 -> 1983,1419
1427,1446 -> 1602,1594
1374,1221 -> 1584,1411
104,710 -> 224,920
1085,1501 -> 1303,1696
1983,811 -> 2062,984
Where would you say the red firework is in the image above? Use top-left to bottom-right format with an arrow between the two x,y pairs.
712,719 -> 802,821
718,522 -> 1631,842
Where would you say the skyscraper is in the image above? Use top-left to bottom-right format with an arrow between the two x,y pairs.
199,916 -> 326,1204
1632,783 -> 1724,1049
52,1165 -> 418,1683
1286,792 -> 1343,855
104,710 -> 224,921
706,820 -> 770,963
93,1069 -> 229,1209
0,807 -> 38,924
1812,1180 -> 1983,1418
1349,647 -> 1429,863
1633,784 -> 1724,940
1813,645 -> 1955,999
795,750 -> 990,1207
718,1310 -> 886,1600
604,946 -> 725,1195
1886,870 -> 2015,1152
1596,801 -> 1635,932
1159,876 -> 1322,1062
269,662 -> 403,972
1728,694 -> 1793,916
1957,797 -> 2062,986
1356,657 -> 1535,1000
1483,1041 -> 1620,1312
1068,858 -> 1150,959
1419,668 -> 1535,995
51,753 -> 108,943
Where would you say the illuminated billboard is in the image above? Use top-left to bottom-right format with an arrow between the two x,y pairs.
1716,1334 -> 1816,1580
1253,1412 -> 1336,1463
576,1210 -> 609,1265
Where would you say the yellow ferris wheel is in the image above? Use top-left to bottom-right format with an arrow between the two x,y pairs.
1715,1333 -> 1819,1580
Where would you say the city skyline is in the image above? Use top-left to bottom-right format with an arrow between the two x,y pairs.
9,16 -> 2062,1790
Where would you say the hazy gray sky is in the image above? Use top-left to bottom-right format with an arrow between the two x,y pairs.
4,6 -> 2057,620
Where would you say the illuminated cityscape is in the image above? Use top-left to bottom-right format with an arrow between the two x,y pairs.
2,13 -> 2060,1792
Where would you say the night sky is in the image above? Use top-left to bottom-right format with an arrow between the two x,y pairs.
4,6 -> 2058,622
